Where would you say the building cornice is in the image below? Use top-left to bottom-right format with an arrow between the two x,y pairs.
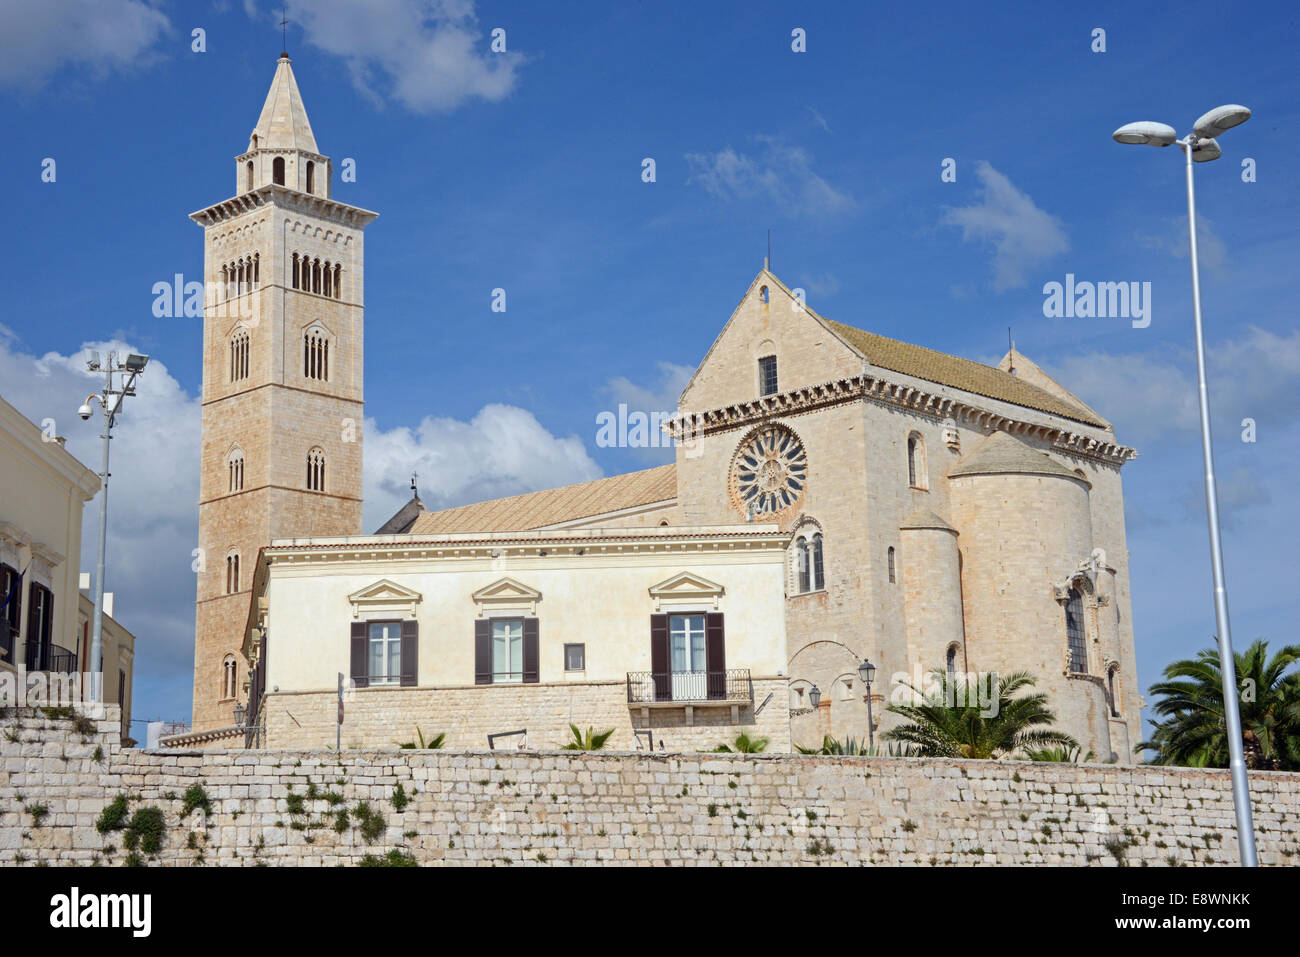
189,184 -> 378,230
664,373 -> 1138,467
261,525 -> 790,567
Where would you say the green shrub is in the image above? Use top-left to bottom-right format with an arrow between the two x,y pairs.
359,849 -> 417,867
96,794 -> 130,834
181,784 -> 212,818
124,807 -> 166,855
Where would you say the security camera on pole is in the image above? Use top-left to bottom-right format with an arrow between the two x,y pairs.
78,351 -> 149,708
1112,104 -> 1257,867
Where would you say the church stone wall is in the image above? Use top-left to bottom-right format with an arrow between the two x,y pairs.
899,524 -> 964,673
6,708 -> 1298,867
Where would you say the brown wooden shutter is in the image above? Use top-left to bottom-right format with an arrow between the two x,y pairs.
400,619 -> 418,687
522,617 -> 540,684
705,612 -> 726,700
474,619 -> 492,684
650,613 -> 669,701
350,621 -> 367,688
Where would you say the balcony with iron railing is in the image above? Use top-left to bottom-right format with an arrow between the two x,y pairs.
626,668 -> 753,707
25,642 -> 78,675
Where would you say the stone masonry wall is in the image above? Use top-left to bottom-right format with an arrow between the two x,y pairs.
4,707 -> 1298,866
265,677 -> 793,753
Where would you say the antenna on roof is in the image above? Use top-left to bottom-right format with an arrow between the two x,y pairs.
410,471 -> 419,495
1007,327 -> 1017,375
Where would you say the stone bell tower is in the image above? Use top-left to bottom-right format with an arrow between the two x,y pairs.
188,54 -> 377,731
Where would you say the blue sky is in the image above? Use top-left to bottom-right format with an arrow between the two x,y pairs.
0,0 -> 1297,737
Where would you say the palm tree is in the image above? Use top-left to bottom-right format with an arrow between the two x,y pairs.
713,732 -> 768,753
794,735 -> 920,757
1139,639 -> 1300,771
883,670 -> 1077,759
397,728 -> 446,750
561,724 -> 615,751
1025,745 -> 1096,763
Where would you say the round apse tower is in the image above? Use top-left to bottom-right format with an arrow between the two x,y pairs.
947,431 -> 1112,758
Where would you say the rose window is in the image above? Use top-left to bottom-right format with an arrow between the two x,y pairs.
730,425 -> 808,518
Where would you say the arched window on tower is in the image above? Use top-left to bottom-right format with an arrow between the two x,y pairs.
810,533 -> 825,590
1065,587 -> 1087,673
245,160 -> 254,192
227,447 -> 245,492
323,260 -> 332,298
252,252 -> 260,289
312,258 -> 322,294
307,447 -> 326,491
333,263 -> 342,299
230,329 -> 249,381
796,538 -> 810,593
304,327 -> 329,381
272,156 -> 285,186
1107,664 -> 1121,716
946,643 -> 960,682
306,161 -> 315,194
887,546 -> 897,584
221,655 -> 238,700
225,550 -> 241,594
291,253 -> 300,290
907,432 -> 927,489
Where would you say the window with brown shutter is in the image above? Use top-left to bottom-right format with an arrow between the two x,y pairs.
650,613 -> 669,701
522,617 -> 539,684
400,619 -> 418,687
349,621 -> 368,688
705,612 -> 726,700
474,619 -> 492,684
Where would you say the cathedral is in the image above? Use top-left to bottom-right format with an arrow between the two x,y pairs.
182,57 -> 1141,760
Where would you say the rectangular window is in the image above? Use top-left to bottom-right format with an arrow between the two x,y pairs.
669,613 -> 706,700
25,583 -> 53,671
758,355 -> 778,396
368,621 -> 402,686
564,643 -> 585,671
492,618 -> 524,683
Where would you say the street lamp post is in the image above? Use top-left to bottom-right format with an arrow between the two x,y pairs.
858,658 -> 877,750
1113,105 -> 1257,867
77,351 -> 149,708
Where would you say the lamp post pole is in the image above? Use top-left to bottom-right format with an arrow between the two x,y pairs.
1112,107 -> 1256,866
80,352 -> 148,709
1180,135 -> 1258,867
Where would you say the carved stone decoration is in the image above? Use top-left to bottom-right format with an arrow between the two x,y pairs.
728,424 -> 808,522
941,417 -> 960,451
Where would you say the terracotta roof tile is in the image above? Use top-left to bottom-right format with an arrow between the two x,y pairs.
408,464 -> 677,534
824,318 -> 1107,427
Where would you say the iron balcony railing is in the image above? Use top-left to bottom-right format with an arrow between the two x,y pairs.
626,668 -> 753,705
25,642 -> 77,674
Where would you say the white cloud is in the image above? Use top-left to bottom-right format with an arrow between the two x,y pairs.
603,361 -> 695,416
252,0 -> 525,113
685,136 -> 854,218
1040,326 -> 1300,445
1137,214 -> 1229,274
0,0 -> 171,91
363,404 -> 601,529
940,161 -> 1069,291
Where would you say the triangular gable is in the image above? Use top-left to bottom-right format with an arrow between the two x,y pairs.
648,571 -> 724,611
472,577 -> 542,616
347,578 -> 422,618
677,268 -> 862,414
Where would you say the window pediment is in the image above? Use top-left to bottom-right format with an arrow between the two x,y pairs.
472,577 -> 541,617
347,578 -> 422,619
648,571 -> 724,612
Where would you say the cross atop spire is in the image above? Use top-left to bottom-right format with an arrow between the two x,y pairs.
280,8 -> 289,57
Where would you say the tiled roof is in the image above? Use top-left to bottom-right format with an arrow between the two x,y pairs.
823,318 -> 1108,428
898,507 -> 956,532
407,464 -> 677,535
948,431 -> 1087,482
